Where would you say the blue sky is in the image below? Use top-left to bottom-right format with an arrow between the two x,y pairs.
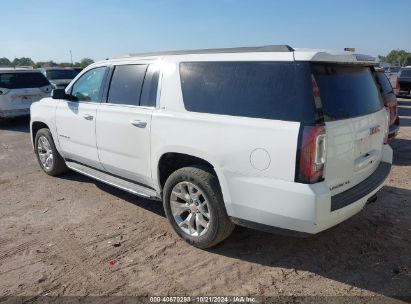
2,0 -> 410,62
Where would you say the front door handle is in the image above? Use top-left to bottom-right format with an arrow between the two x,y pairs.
130,120 -> 147,128
83,114 -> 94,121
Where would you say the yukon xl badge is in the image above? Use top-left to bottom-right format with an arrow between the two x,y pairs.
370,125 -> 381,135
330,180 -> 350,191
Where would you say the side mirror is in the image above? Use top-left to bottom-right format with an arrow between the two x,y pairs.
51,88 -> 69,100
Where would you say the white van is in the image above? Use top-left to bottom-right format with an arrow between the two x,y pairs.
30,45 -> 392,248
0,69 -> 52,119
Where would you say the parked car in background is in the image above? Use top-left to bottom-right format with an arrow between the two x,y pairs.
30,46 -> 392,248
0,68 -> 52,119
398,67 -> 411,96
71,67 -> 83,75
39,68 -> 77,89
375,69 -> 400,140
384,66 -> 401,95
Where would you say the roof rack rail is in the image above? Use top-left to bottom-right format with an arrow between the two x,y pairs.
126,45 -> 294,58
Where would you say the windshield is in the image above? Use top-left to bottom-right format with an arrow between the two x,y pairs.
400,69 -> 411,77
45,69 -> 76,80
312,64 -> 383,121
389,67 -> 400,73
0,72 -> 50,89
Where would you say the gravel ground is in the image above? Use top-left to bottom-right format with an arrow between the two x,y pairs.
0,99 -> 410,302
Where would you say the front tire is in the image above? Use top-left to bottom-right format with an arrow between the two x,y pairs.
35,128 -> 68,176
163,166 -> 235,248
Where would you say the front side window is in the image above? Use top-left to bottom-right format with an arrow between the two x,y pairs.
107,64 -> 148,106
71,67 -> 107,102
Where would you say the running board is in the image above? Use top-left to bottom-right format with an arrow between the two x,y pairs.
65,161 -> 161,200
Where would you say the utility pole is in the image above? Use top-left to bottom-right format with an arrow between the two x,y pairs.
69,50 -> 73,65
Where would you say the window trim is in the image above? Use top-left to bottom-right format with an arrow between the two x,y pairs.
103,63 -> 160,109
68,66 -> 109,104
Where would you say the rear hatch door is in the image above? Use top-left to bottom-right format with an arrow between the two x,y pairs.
312,64 -> 387,195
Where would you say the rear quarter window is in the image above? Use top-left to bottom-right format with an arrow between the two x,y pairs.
179,62 -> 316,123
312,64 -> 383,121
376,72 -> 393,95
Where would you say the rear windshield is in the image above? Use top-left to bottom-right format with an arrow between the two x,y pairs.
180,62 -> 316,123
312,64 -> 383,121
0,72 -> 50,89
45,69 -> 77,80
400,69 -> 411,77
376,72 -> 393,95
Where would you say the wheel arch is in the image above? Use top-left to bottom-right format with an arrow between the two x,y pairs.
155,151 -> 233,211
31,121 -> 50,146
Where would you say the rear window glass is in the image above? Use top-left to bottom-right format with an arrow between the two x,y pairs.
107,64 -> 148,106
45,69 -> 77,80
312,64 -> 383,121
0,72 -> 50,89
376,72 -> 393,94
179,62 -> 316,123
400,69 -> 411,77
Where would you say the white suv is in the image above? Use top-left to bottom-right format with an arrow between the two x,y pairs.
0,68 -> 52,119
30,45 -> 393,248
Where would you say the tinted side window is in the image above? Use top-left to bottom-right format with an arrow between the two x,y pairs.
400,69 -> 411,77
71,67 -> 107,102
376,72 -> 393,95
140,64 -> 160,107
0,72 -> 50,89
107,64 -> 148,106
179,62 -> 315,123
312,64 -> 383,121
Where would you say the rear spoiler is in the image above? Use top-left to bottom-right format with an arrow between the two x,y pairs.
294,49 -> 377,65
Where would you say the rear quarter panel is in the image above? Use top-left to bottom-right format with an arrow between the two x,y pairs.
151,60 -> 300,211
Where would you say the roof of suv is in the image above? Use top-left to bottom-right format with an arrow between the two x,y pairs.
87,45 -> 377,70
120,45 -> 376,64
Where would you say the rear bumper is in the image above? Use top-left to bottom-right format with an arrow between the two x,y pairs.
225,145 -> 393,235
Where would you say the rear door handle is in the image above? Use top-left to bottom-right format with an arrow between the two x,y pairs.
83,114 -> 94,121
130,120 -> 147,128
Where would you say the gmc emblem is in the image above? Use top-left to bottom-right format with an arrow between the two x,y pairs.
370,126 -> 381,135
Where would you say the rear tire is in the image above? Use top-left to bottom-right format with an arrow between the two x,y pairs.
34,128 -> 68,176
163,166 -> 235,248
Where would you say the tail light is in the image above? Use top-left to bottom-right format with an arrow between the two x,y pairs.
295,125 -> 327,184
383,108 -> 390,143
395,79 -> 400,95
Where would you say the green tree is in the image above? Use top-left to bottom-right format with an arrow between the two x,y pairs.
12,57 -> 34,67
80,58 -> 94,68
383,50 -> 410,66
0,57 -> 11,67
